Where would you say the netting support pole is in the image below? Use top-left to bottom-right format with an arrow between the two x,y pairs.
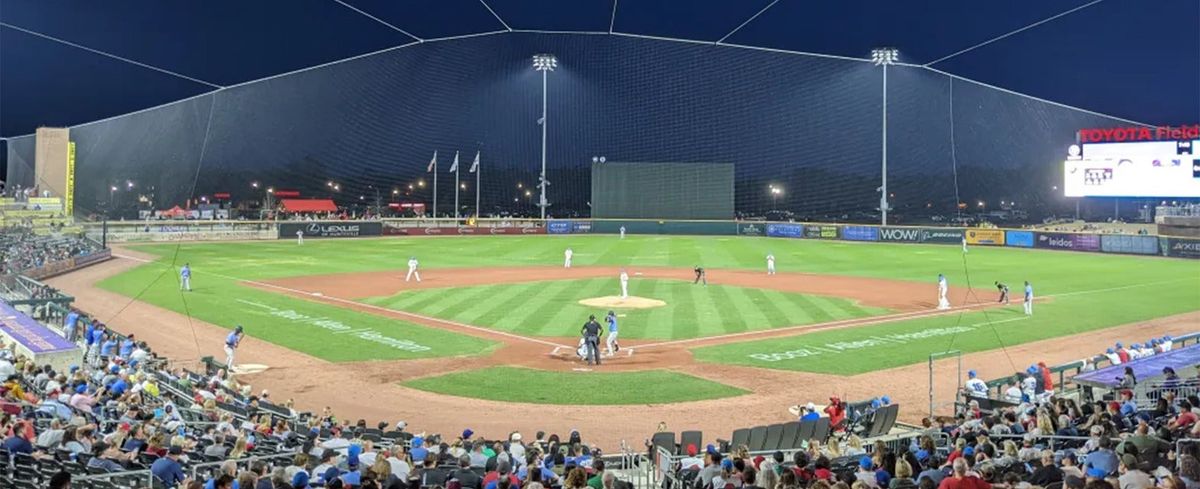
539,68 -> 548,220
880,63 -> 889,227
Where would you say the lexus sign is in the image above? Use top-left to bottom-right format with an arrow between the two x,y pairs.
278,221 -> 382,239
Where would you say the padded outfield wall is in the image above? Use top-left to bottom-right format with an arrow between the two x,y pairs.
6,33 -> 1133,220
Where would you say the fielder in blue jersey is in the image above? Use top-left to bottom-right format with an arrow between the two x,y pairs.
179,263 -> 191,291
225,325 -> 244,370
605,310 -> 620,357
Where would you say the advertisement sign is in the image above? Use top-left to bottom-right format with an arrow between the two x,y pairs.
765,223 -> 803,238
278,221 -> 382,239
1163,238 -> 1200,259
737,223 -> 766,236
572,221 -> 592,233
841,226 -> 879,242
1004,231 -> 1035,248
65,142 -> 75,216
878,227 -> 964,244
385,226 -> 544,236
1036,232 -> 1100,252
804,225 -> 839,239
547,221 -> 573,234
0,300 -> 78,353
1101,235 -> 1160,255
965,229 -> 1005,246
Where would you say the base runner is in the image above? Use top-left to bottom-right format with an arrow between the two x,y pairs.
937,274 -> 950,310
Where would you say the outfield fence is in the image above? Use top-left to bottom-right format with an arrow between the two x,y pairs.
80,218 -> 1200,260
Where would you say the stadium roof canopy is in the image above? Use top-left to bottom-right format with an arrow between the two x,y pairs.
0,0 -> 1197,138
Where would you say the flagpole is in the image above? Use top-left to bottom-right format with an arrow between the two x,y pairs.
475,153 -> 481,220
453,151 -> 460,221
433,161 -> 438,218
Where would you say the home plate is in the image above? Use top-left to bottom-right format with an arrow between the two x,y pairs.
229,364 -> 270,375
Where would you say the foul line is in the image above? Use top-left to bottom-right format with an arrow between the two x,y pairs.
112,253 -> 571,350
633,278 -> 1193,350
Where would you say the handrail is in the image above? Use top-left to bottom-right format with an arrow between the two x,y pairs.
188,451 -> 299,479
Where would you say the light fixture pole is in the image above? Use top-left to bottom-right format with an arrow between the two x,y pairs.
872,48 -> 899,226
533,54 -> 557,220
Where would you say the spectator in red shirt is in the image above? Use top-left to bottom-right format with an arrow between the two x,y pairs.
1171,401 -> 1198,431
937,458 -> 990,489
825,397 -> 847,431
1038,362 -> 1054,392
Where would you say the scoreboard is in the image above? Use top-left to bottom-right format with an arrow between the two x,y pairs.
1064,137 -> 1200,198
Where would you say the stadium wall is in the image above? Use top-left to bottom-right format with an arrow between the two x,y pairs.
20,33 -> 1141,220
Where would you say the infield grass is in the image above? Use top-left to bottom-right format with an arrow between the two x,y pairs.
403,367 -> 748,404
99,235 -> 1200,372
362,278 -> 889,340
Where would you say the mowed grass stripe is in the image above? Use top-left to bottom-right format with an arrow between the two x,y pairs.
638,276 -> 671,338
408,283 -> 501,316
450,282 -> 534,324
669,281 -> 700,340
538,278 -> 612,336
777,291 -> 835,323
742,287 -> 795,327
708,285 -> 750,334
502,280 -> 577,332
470,283 -> 552,331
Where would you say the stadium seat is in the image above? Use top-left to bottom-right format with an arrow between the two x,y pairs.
730,428 -> 750,449
679,430 -> 702,455
780,422 -> 800,450
650,431 -> 676,456
763,424 -> 784,450
747,425 -> 768,451
796,419 -> 816,444
812,417 -> 831,443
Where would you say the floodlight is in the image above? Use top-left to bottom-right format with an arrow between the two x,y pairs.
532,54 -> 557,71
870,48 -> 899,66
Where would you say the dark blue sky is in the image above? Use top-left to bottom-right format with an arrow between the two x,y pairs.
0,0 -> 1197,138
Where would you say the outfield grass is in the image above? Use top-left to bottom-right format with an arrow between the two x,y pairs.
402,367 -> 748,404
362,278 -> 888,339
101,236 -> 1200,372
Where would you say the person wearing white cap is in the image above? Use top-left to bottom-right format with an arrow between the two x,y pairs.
800,402 -> 821,421
509,432 -> 526,465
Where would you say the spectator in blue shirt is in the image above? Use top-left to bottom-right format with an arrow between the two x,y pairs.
1085,436 -> 1119,476
100,336 -> 118,359
152,447 -> 187,487
119,334 -> 136,358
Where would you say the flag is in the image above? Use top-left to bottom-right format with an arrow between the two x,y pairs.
469,151 -> 479,173
449,151 -> 459,173
427,151 -> 437,172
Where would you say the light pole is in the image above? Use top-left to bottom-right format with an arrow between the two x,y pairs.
769,185 -> 783,211
872,47 -> 899,226
533,54 -> 557,220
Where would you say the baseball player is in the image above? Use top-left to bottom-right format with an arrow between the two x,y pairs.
564,247 -> 573,268
937,274 -> 950,310
619,226 -> 626,239
995,281 -> 1009,304
964,370 -> 988,398
693,266 -> 707,285
224,325 -> 244,370
619,268 -> 629,299
580,315 -> 602,365
766,253 -> 776,275
179,263 -> 192,292
605,310 -> 620,357
406,256 -> 421,282
296,229 -> 304,245
962,237 -> 968,254
1023,281 -> 1033,315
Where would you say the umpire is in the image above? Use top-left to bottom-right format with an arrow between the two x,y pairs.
581,315 -> 603,366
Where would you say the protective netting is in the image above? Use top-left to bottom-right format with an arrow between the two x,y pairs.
4,32 -> 1140,222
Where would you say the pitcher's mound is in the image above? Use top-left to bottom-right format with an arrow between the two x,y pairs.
577,296 -> 666,309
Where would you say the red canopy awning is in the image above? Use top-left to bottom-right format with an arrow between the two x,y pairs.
280,199 -> 337,213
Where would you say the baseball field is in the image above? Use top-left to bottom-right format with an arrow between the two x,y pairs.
88,234 -> 1199,408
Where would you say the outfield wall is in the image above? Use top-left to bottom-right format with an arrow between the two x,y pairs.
81,218 -> 1200,259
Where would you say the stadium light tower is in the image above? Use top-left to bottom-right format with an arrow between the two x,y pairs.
871,48 -> 899,226
532,54 -> 557,219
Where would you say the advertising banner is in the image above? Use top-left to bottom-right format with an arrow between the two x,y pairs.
766,223 -> 803,238
965,229 -> 1005,245
1004,231 -> 1035,248
547,221 -> 574,234
878,227 -> 964,244
1163,238 -> 1200,259
65,142 -> 75,216
278,221 -> 382,239
737,222 -> 766,236
804,225 -> 839,239
1036,232 -> 1100,252
841,226 -> 879,242
0,300 -> 78,354
385,226 -> 544,236
1100,235 -> 1160,255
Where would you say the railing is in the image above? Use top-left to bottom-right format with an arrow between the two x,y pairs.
75,469 -> 155,488
188,451 -> 299,480
1135,379 -> 1200,410
1157,205 -> 1200,218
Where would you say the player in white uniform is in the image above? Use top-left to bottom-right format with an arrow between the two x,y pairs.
766,253 -> 776,275
619,226 -> 626,239
406,257 -> 421,282
1162,335 -> 1173,352
937,274 -> 950,310
964,370 -> 987,398
296,229 -> 304,245
962,237 -> 968,254
564,248 -> 573,268
1022,281 -> 1033,315
619,269 -> 629,299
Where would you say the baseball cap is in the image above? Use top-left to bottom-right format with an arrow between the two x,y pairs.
721,459 -> 734,471
1086,467 -> 1107,478
963,446 -> 975,457
396,420 -> 407,430
916,450 -> 930,462
462,429 -> 474,440
293,471 -> 311,488
968,370 -> 977,378
686,444 -> 698,456
860,456 -> 873,469
881,396 -> 891,405
806,402 -> 816,412
706,444 -> 719,455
